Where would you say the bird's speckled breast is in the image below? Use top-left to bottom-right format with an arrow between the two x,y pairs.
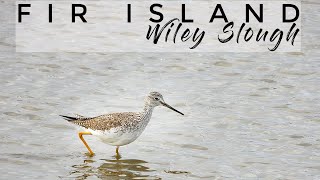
91,107 -> 154,146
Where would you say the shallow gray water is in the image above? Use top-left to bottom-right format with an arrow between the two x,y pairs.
1,0 -> 320,180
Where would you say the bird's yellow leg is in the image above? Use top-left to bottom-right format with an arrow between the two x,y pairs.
114,146 -> 122,160
116,146 -> 120,155
78,132 -> 94,156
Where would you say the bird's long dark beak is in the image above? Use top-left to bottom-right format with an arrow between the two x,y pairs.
160,101 -> 184,115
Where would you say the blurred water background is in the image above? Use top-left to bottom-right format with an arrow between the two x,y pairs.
0,0 -> 319,179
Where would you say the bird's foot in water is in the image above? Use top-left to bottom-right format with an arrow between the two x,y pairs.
113,153 -> 122,160
85,152 -> 95,157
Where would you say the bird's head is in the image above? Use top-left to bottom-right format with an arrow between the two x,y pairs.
146,92 -> 184,115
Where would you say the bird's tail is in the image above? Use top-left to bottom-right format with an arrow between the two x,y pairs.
60,115 -> 78,121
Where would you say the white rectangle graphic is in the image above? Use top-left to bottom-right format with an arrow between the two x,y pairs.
16,1 -> 301,52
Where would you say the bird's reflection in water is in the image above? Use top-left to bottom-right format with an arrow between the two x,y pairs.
69,155 -> 160,180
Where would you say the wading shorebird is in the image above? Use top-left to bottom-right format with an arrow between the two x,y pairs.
60,92 -> 184,156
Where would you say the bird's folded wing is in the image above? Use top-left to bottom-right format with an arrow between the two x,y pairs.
63,112 -> 138,131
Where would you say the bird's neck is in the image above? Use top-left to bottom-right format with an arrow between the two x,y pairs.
142,103 -> 155,115
131,103 -> 154,131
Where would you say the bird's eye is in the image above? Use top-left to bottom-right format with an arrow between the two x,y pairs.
154,97 -> 159,100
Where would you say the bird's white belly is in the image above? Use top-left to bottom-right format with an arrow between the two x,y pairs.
88,128 -> 144,146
